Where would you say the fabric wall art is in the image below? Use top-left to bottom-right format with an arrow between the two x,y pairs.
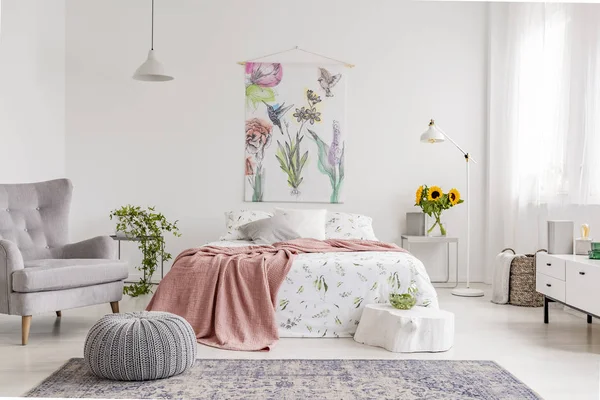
244,63 -> 347,203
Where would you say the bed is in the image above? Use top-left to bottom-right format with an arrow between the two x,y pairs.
205,239 -> 439,338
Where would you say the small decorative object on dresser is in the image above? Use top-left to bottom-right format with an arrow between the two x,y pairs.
589,242 -> 600,259
547,220 -> 574,254
575,224 -> 592,255
576,238 -> 593,255
536,253 -> 600,324
354,304 -> 454,353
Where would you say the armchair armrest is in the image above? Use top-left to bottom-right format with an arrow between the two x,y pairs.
59,236 -> 117,260
0,239 -> 24,314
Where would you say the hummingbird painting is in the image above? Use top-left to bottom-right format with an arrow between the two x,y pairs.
263,101 -> 294,135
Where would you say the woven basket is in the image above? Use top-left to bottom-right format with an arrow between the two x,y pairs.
503,248 -> 546,307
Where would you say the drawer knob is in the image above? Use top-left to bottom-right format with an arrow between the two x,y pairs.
546,283 -> 552,287
579,271 -> 586,275
546,263 -> 552,266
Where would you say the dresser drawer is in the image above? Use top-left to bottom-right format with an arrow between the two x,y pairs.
536,253 -> 565,281
536,273 -> 565,302
565,261 -> 600,316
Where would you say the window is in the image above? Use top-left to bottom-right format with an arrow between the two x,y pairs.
513,5 -> 600,205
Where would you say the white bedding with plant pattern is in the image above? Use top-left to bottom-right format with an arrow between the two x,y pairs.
205,240 -> 439,338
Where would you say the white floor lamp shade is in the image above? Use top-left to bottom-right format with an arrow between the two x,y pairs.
420,122 -> 446,144
133,50 -> 173,81
419,119 -> 483,298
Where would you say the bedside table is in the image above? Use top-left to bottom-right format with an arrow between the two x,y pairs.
400,235 -> 458,285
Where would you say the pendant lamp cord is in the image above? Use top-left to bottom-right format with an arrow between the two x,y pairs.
151,0 -> 154,50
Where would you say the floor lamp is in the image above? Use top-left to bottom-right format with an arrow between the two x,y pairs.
420,119 -> 484,297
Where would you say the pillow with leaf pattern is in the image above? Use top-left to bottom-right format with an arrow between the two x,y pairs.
325,212 -> 378,241
220,210 -> 273,241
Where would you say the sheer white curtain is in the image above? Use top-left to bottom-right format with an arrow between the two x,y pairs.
486,3 -> 600,280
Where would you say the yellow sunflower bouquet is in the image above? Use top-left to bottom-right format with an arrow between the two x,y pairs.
415,185 -> 463,236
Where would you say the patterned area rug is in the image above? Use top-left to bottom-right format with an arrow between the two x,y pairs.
26,358 -> 540,399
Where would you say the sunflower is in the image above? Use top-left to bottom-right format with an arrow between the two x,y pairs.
415,186 -> 424,205
448,188 -> 461,205
428,186 -> 443,201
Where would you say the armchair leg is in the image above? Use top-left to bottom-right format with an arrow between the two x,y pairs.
22,316 -> 32,345
56,311 -> 62,317
110,301 -> 119,313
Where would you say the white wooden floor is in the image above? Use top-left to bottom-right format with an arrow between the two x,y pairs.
0,284 -> 598,399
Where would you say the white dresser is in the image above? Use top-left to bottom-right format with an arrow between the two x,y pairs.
536,253 -> 600,324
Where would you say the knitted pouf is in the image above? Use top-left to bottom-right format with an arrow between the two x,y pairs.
84,311 -> 197,381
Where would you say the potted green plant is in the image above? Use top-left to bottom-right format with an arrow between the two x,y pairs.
110,205 -> 181,297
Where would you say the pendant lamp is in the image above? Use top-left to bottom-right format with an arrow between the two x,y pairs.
133,0 -> 173,82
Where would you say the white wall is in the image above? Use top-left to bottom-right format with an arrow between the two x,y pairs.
0,0 -> 65,183
65,0 -> 488,281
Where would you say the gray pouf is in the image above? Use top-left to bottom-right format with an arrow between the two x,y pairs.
84,311 -> 197,381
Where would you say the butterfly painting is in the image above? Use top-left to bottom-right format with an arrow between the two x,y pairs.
318,68 -> 342,97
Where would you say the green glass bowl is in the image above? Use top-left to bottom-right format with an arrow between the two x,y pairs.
591,242 -> 600,251
589,250 -> 600,260
389,293 -> 417,310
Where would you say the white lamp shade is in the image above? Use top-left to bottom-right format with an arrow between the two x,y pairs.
420,123 -> 446,144
133,50 -> 173,82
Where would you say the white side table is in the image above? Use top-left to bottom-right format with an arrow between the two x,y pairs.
400,235 -> 458,285
354,304 -> 454,353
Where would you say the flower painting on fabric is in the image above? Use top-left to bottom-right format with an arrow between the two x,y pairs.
244,63 -> 347,203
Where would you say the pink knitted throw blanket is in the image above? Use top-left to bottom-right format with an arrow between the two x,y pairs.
146,238 -> 405,351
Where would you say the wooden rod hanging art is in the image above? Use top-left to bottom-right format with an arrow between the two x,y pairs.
238,46 -> 355,68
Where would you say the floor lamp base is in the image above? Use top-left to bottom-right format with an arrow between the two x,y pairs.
451,287 -> 484,297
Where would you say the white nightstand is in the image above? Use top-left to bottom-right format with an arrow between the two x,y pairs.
400,235 -> 458,285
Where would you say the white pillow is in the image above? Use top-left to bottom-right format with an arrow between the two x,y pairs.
238,215 -> 300,245
325,212 -> 378,241
220,210 -> 273,240
274,208 -> 327,240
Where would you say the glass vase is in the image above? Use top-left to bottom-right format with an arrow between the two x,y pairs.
426,214 -> 447,237
389,292 -> 417,310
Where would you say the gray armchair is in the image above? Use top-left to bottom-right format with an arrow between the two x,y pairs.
0,179 -> 128,345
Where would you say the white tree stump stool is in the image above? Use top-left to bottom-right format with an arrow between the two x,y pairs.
354,304 -> 454,353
